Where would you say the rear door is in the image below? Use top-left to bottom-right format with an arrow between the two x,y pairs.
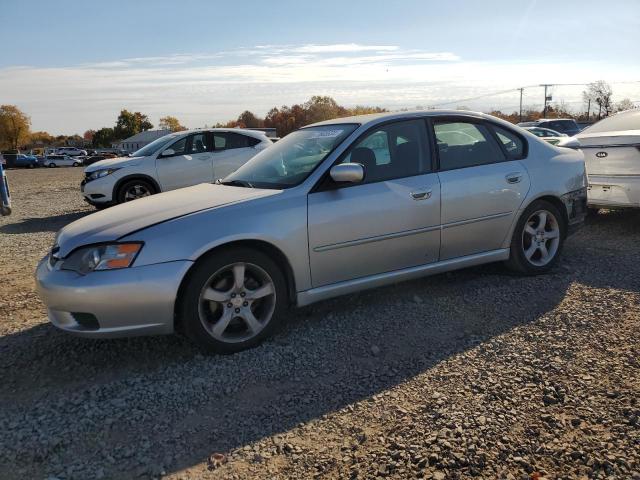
308,119 -> 441,287
434,118 -> 530,260
212,132 -> 261,181
156,133 -> 214,191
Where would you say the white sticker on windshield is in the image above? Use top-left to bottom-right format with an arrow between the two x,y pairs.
309,129 -> 343,138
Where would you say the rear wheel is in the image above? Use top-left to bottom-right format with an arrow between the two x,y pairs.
48,163 -> 56,168
506,200 -> 566,274
72,162 -> 80,167
178,247 -> 287,354
116,179 -> 155,204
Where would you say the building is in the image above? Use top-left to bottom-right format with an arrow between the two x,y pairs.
112,129 -> 170,153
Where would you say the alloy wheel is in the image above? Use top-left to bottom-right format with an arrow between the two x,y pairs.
123,184 -> 151,201
198,262 -> 276,343
521,209 -> 561,267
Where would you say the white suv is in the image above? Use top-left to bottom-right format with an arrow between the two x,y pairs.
81,128 -> 272,208
57,147 -> 88,156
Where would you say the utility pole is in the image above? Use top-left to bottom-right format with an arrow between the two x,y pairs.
586,98 -> 591,121
540,84 -> 553,118
518,87 -> 524,122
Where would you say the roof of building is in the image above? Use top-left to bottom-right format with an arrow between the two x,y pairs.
116,129 -> 171,143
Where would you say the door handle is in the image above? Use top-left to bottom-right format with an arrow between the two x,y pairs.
505,172 -> 523,184
410,189 -> 432,200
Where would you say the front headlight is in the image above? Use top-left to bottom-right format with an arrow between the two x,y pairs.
88,168 -> 120,181
61,243 -> 143,274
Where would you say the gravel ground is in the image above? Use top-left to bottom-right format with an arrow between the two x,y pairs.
0,168 -> 638,480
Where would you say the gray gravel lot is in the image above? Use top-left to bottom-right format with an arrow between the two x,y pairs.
0,168 -> 638,480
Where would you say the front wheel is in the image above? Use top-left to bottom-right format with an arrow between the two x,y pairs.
72,162 -> 80,167
505,200 -> 566,274
178,247 -> 287,354
116,179 -> 155,204
48,163 -> 56,168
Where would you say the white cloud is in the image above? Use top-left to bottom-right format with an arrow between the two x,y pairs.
0,44 -> 638,134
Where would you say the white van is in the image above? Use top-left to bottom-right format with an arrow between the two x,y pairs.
81,128 -> 272,208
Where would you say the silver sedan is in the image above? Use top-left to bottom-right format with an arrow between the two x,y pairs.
36,111 -> 587,353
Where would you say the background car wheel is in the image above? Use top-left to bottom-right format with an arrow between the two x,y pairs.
116,179 -> 155,204
48,163 -> 56,168
505,200 -> 566,275
72,162 -> 80,167
178,247 -> 288,354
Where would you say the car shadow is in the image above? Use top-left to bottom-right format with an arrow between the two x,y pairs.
0,210 -> 638,479
0,211 -> 90,234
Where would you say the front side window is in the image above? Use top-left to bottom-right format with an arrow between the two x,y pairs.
492,125 -> 525,159
163,137 -> 187,157
222,124 -> 357,189
341,119 -> 430,184
434,121 -> 505,170
131,134 -> 175,157
189,133 -> 209,154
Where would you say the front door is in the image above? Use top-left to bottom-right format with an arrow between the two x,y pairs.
308,119 -> 441,287
156,133 -> 214,191
433,119 -> 530,259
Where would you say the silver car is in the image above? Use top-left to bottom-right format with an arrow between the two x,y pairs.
574,109 -> 640,210
36,111 -> 587,353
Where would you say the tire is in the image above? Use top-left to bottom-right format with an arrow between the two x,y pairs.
48,163 -> 56,168
72,162 -> 80,167
178,247 -> 288,354
116,179 -> 155,204
505,200 -> 566,275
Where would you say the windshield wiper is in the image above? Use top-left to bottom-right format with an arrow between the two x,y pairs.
218,179 -> 254,188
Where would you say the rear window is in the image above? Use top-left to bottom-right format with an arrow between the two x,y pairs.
582,110 -> 640,134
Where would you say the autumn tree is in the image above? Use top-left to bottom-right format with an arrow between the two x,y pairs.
0,105 -> 31,150
159,115 -> 187,132
83,130 -> 95,143
93,127 -> 115,147
583,81 -> 613,119
114,109 -> 153,140
236,111 -> 264,128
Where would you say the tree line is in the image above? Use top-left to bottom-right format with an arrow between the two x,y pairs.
1,85 -> 637,151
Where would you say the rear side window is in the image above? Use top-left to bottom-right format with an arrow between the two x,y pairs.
434,121 -> 505,170
213,132 -> 258,150
491,125 -> 526,159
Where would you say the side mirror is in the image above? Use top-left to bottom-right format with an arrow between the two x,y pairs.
161,148 -> 175,157
557,137 -> 581,149
330,163 -> 364,183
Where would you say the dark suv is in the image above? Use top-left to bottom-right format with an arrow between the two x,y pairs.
518,118 -> 581,137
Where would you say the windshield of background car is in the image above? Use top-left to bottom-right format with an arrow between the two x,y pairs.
582,110 -> 640,134
131,135 -> 178,157
223,124 -> 358,188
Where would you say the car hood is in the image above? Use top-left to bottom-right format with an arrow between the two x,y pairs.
54,184 -> 280,257
84,156 -> 142,172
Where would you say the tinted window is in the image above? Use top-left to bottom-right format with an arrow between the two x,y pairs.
213,132 -> 257,150
341,120 -> 430,184
188,133 -> 209,154
492,125 -> 525,159
434,121 -> 505,170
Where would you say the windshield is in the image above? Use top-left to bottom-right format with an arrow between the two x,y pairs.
131,134 -> 177,157
223,124 -> 358,189
582,109 -> 640,134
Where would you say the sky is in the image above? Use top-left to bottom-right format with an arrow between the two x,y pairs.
1,0 -> 639,135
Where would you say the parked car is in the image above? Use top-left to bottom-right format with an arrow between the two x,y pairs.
36,111 -> 587,353
43,155 -> 83,167
13,154 -> 39,168
573,109 -> 640,210
522,126 -> 568,145
57,147 -> 88,156
81,128 -> 272,208
518,118 -> 581,137
82,155 -> 111,166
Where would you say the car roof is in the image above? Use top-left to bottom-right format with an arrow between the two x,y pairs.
170,128 -> 269,140
305,109 -> 514,129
